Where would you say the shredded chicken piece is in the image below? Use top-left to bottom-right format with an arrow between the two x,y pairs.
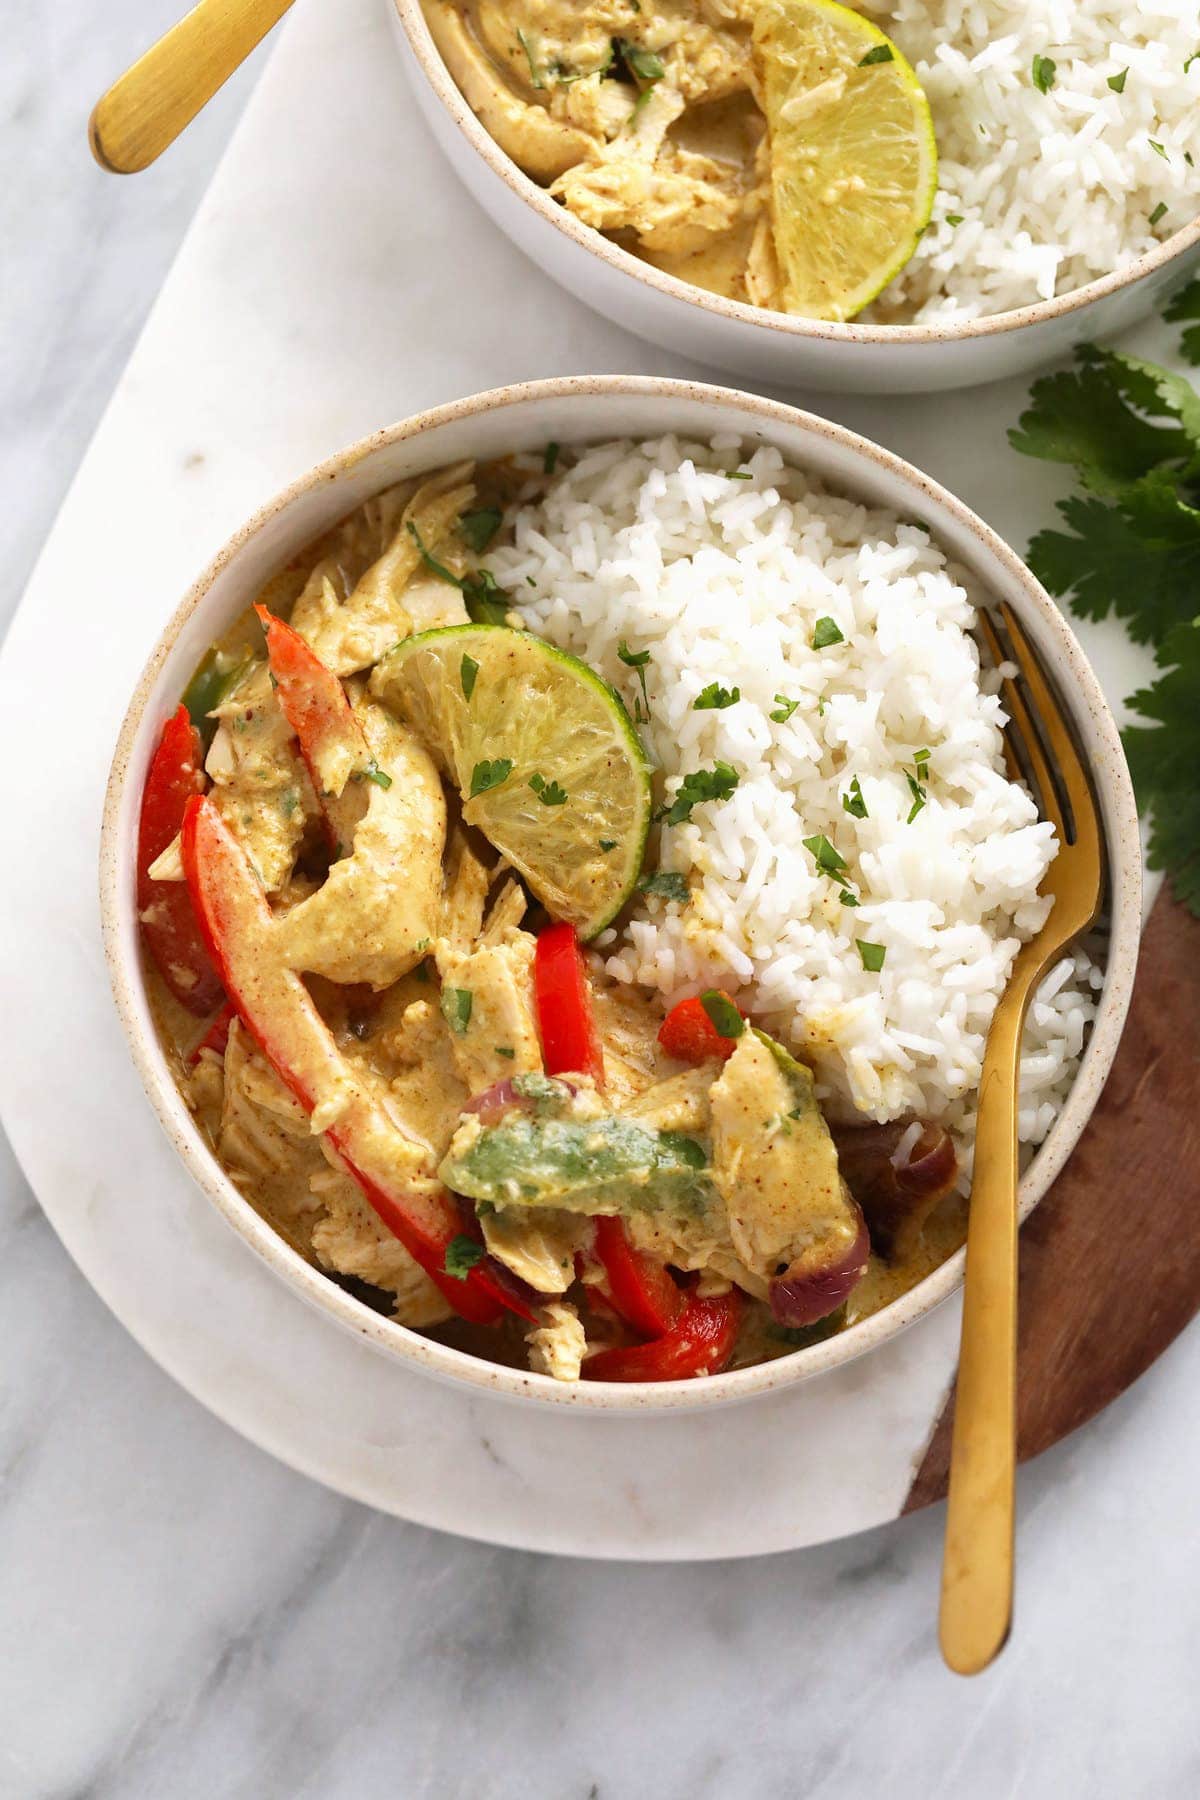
526,1300 -> 587,1382
291,464 -> 475,675
482,1207 -> 587,1294
276,704 -> 446,988
435,928 -> 544,1092
309,1166 -> 452,1326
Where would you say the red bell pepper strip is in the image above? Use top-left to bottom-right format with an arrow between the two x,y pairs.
657,992 -> 743,1065
533,925 -> 680,1334
137,705 -> 224,1016
583,1287 -> 742,1382
255,605 -> 369,851
181,793 -> 535,1326
533,922 -> 605,1086
592,1216 -> 684,1337
189,999 -> 236,1065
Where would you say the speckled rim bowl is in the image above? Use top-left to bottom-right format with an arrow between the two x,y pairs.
100,377 -> 1141,1411
388,0 -> 1200,395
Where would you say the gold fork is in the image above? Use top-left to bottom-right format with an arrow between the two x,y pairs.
939,601 -> 1103,1676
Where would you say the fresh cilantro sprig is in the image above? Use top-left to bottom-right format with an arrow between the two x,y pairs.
1009,306 -> 1200,912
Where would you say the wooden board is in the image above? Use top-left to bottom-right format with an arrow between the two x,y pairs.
905,884 -> 1200,1512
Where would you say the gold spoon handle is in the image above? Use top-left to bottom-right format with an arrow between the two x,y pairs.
938,964 -> 1034,1675
89,0 -> 296,173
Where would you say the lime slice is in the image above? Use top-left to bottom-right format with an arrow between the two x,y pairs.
753,0 -> 937,321
370,625 -> 652,939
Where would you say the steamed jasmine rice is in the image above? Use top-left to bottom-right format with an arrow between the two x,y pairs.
857,0 -> 1200,322
495,434 -> 1099,1163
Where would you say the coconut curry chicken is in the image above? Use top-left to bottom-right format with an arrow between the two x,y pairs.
137,450 -> 964,1384
421,0 -> 937,321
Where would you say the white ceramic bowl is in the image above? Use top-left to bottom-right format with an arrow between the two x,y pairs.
389,0 -> 1200,395
101,377 -> 1142,1410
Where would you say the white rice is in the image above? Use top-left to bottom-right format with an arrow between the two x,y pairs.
853,0 -> 1200,321
491,435 -> 1100,1159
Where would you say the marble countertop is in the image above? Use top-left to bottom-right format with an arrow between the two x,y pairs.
3,4 -> 1199,1795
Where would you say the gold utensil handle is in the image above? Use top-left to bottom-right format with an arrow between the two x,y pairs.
938,964 -> 1034,1675
89,0 -> 295,174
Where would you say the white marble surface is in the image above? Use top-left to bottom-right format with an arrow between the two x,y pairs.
2,1 -> 1199,1794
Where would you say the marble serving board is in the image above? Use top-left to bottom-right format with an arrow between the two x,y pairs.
0,0 -> 1193,1557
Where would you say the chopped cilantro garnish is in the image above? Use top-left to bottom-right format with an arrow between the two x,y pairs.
461,653 -> 479,700
1186,51 -> 1200,74
543,441 -> 560,473
693,681 -> 740,710
724,469 -> 752,479
470,758 -> 513,797
1149,138 -> 1168,159
460,507 -> 502,554
359,757 -> 392,791
842,775 -> 868,819
615,37 -> 665,83
905,769 -> 927,823
838,888 -> 860,908
599,838 -> 618,852
407,521 -> 509,623
802,834 -> 848,877
946,213 -> 964,227
494,1046 -> 516,1059
441,987 -> 474,1034
662,763 -> 740,826
858,44 -> 894,67
638,869 -> 690,903
618,638 -> 651,711
444,1234 -> 485,1279
1031,54 -> 1057,94
517,28 -> 544,89
529,772 -> 568,806
856,940 -> 886,973
700,991 -> 744,1039
913,746 -> 931,767
406,519 -> 458,583
1150,202 -> 1169,227
1107,67 -> 1128,93
811,616 -> 845,650
770,694 -> 800,724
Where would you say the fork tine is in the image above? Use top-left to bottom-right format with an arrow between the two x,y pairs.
977,609 -> 1063,839
999,604 -> 1100,865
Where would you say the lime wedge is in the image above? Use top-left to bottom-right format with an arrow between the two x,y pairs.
753,0 -> 937,321
370,625 -> 652,939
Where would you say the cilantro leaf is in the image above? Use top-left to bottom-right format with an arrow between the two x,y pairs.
461,653 -> 479,700
1027,484 -> 1200,644
1008,347 -> 1194,495
441,987 -> 474,1034
1031,54 -> 1057,93
444,1234 -> 485,1279
700,991 -> 744,1038
802,833 -> 848,877
1164,277 -> 1200,366
856,940 -> 886,973
812,616 -> 845,649
615,37 -> 665,83
470,758 -> 513,796
1122,619 -> 1200,910
638,870 -> 690,903
460,507 -> 502,554
662,763 -> 740,826
528,772 -> 568,805
693,682 -> 740,710
842,775 -> 868,819
858,44 -> 893,67
770,694 -> 800,724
